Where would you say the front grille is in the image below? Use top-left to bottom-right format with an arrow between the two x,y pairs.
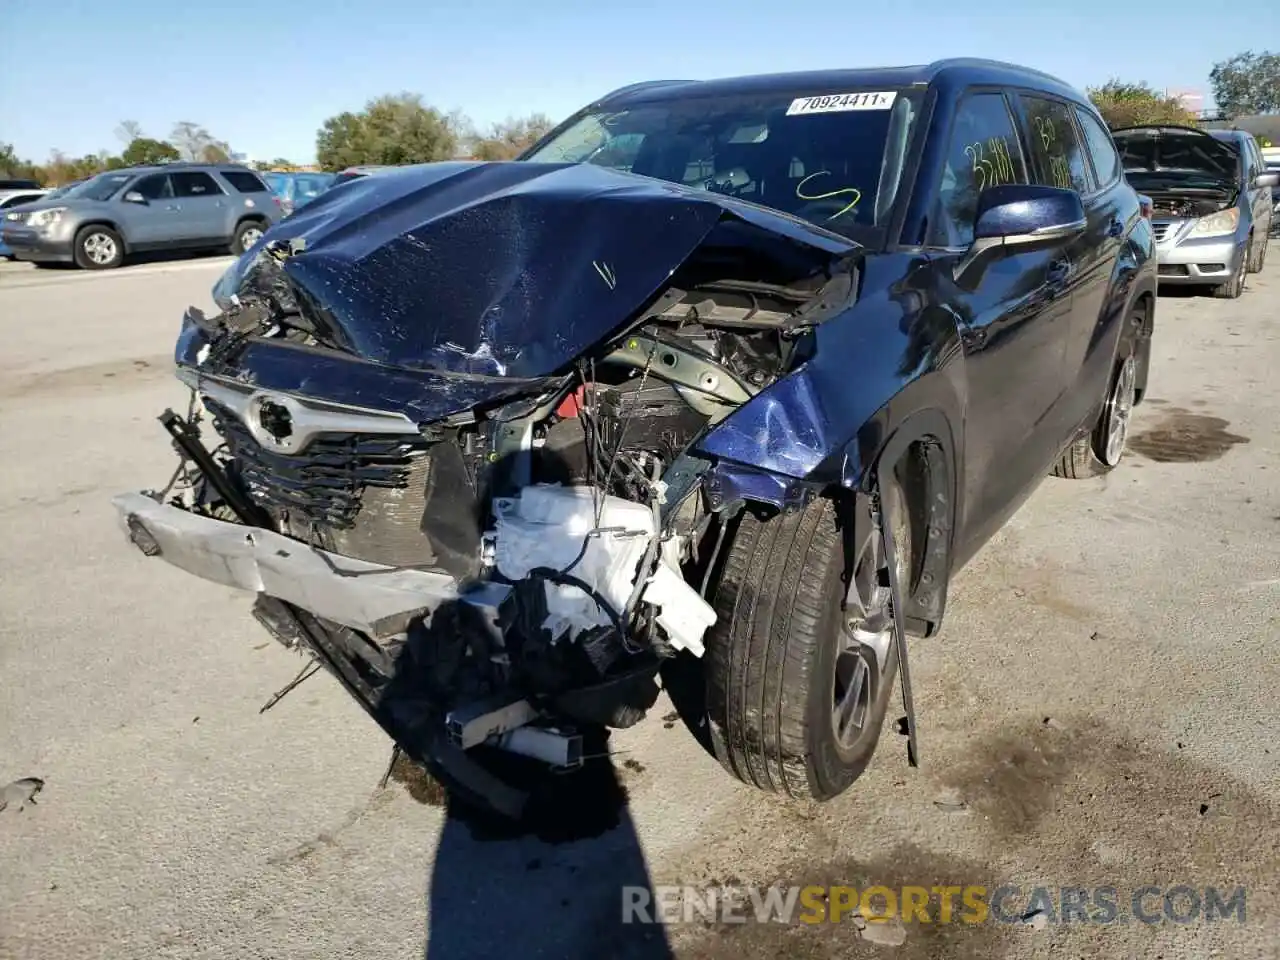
1151,221 -> 1173,243
206,398 -> 429,530
1159,264 -> 1189,277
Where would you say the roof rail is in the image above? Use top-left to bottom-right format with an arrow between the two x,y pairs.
599,79 -> 694,101
926,57 -> 1073,87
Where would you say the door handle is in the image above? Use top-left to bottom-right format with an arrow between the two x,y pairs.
1106,217 -> 1124,238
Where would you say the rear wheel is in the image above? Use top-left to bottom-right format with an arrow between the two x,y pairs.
704,478 -> 908,801
230,219 -> 266,256
73,225 -> 124,270
1212,240 -> 1249,298
1053,335 -> 1137,479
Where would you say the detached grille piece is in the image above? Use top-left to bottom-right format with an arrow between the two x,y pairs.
206,399 -> 429,530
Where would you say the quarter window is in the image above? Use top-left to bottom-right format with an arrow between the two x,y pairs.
172,171 -> 224,197
928,92 -> 1028,248
1074,108 -> 1121,188
132,174 -> 173,200
221,170 -> 269,193
1020,96 -> 1091,193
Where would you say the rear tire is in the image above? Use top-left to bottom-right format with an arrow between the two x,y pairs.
230,219 -> 267,256
73,225 -> 124,270
1213,240 -> 1249,298
704,481 -> 908,801
1053,332 -> 1138,480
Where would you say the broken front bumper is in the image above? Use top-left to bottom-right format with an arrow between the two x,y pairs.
110,491 -> 485,637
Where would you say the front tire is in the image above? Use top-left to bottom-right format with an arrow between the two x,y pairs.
1247,232 -> 1267,273
73,226 -> 124,270
1212,240 -> 1249,298
704,481 -> 908,801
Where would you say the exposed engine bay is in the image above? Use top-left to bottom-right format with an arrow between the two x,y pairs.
1144,190 -> 1234,221
113,162 -> 862,817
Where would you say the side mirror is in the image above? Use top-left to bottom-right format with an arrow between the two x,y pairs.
955,184 -> 1086,282
123,191 -> 147,204
1253,171 -> 1279,189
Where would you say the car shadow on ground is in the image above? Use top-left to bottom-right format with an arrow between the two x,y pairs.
388,746 -> 673,960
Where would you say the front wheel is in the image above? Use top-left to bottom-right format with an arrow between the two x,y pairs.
1213,240 -> 1249,298
704,480 -> 909,801
73,225 -> 124,270
1247,233 -> 1267,273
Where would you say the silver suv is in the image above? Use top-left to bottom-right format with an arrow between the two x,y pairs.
0,162 -> 282,270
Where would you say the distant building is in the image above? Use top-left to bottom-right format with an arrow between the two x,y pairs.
1196,114 -> 1280,146
1165,87 -> 1205,116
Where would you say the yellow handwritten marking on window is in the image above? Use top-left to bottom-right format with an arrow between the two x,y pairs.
794,171 -> 862,220
1032,115 -> 1074,188
964,137 -> 1017,190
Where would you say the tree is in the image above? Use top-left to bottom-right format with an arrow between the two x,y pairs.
470,113 -> 555,160
315,93 -> 457,170
169,121 -> 233,162
121,137 -> 180,166
0,142 -> 42,181
1209,51 -> 1280,117
1086,80 -> 1197,129
115,120 -> 144,145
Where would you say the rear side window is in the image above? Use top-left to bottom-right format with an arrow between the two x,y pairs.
928,92 -> 1028,248
172,172 -> 224,197
133,174 -> 173,200
1019,96 -> 1091,193
222,170 -> 269,193
1074,109 -> 1121,188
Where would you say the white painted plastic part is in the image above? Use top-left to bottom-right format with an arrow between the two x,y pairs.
490,484 -> 717,654
492,485 -> 654,639
640,563 -> 716,657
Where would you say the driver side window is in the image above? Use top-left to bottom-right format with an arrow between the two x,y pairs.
928,92 -> 1028,248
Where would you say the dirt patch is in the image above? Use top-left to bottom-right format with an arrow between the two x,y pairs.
671,718 -> 1279,959
1129,408 -> 1250,463
388,751 -> 448,807
0,354 -> 174,400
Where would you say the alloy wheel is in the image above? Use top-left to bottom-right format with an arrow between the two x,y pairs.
83,232 -> 117,265
1101,354 -> 1137,466
832,482 -> 906,752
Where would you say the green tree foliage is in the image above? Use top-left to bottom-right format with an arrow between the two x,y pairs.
121,137 -> 180,166
1209,51 -> 1280,117
469,113 -> 555,160
1087,80 -> 1196,130
315,93 -> 458,170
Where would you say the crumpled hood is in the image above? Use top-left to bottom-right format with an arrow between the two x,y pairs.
212,161 -> 856,380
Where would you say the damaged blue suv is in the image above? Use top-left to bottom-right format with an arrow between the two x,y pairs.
114,58 -> 1156,818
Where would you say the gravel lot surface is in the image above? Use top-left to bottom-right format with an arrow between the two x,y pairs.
1,254 -> 1277,959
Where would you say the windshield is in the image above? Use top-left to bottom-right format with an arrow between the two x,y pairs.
524,88 -> 923,238
64,172 -> 135,201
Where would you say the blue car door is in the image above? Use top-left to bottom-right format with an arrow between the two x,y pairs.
922,89 -> 1077,548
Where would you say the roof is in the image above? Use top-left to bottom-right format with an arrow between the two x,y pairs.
112,160 -> 259,173
598,58 -> 1083,108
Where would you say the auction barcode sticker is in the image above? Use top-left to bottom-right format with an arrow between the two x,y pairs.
785,91 -> 897,115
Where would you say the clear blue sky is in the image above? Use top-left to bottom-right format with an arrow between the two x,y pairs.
1,0 -> 1272,164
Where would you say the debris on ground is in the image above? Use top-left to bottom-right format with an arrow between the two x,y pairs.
0,777 -> 45,813
932,787 -> 969,814
858,917 -> 907,946
1021,909 -> 1050,931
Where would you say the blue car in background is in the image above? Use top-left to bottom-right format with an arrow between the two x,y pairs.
262,171 -> 336,217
